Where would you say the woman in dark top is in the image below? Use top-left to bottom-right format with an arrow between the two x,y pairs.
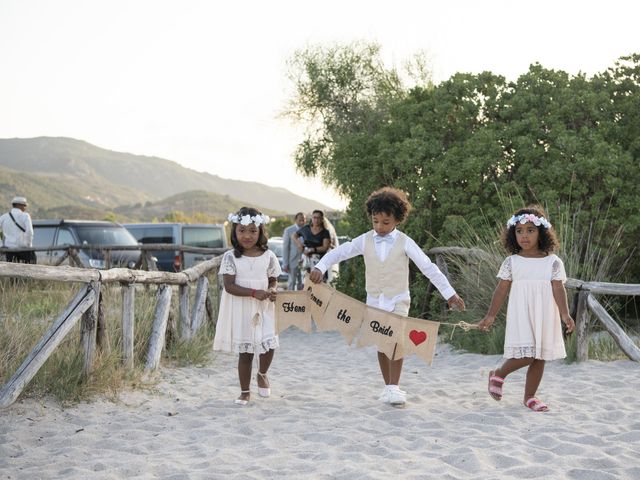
293,209 -> 331,275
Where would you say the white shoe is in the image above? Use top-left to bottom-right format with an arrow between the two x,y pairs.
257,372 -> 271,398
387,387 -> 406,407
379,386 -> 391,403
379,385 -> 406,403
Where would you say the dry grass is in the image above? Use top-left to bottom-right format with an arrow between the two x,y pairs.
0,273 -> 219,405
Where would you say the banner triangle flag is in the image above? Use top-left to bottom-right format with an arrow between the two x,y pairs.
274,291 -> 312,334
319,289 -> 366,344
401,317 -> 440,365
356,306 -> 406,359
302,277 -> 334,329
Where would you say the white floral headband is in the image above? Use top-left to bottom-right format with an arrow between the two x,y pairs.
507,213 -> 552,229
228,212 -> 270,227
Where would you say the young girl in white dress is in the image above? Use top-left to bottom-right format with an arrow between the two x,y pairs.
213,207 -> 282,405
477,206 -> 575,412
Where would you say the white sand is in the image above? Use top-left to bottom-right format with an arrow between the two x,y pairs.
1,328 -> 639,479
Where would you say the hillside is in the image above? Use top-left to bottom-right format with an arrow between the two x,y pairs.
0,137 -> 332,217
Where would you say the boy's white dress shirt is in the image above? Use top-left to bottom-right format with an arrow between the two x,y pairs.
314,229 -> 455,312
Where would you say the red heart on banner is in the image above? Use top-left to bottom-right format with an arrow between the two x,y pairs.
409,330 -> 427,346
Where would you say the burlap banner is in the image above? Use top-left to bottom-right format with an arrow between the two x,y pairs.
277,279 -> 441,365
401,317 -> 440,365
274,291 -> 312,333
319,289 -> 366,344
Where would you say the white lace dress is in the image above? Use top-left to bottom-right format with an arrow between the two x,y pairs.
213,250 -> 281,354
498,254 -> 568,360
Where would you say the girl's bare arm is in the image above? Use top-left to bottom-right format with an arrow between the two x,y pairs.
551,280 -> 575,333
478,279 -> 511,331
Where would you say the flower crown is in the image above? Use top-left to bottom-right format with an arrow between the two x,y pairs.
507,213 -> 552,229
228,212 -> 270,227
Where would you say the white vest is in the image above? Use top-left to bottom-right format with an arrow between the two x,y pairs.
363,231 -> 410,313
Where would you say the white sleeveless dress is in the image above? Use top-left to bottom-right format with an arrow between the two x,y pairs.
498,254 -> 568,360
213,250 -> 281,354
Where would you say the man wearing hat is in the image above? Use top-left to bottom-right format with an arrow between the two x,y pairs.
0,196 -> 36,263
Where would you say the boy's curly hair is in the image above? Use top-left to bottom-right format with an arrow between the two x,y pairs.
229,206 -> 269,258
501,205 -> 559,254
365,187 -> 412,223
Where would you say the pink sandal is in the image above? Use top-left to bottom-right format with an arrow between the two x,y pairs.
488,371 -> 504,401
525,397 -> 549,412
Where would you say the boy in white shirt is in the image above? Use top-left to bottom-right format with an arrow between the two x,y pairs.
309,187 -> 465,406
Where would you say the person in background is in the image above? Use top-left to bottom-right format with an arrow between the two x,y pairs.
0,196 -> 35,264
282,212 -> 306,290
293,209 -> 331,279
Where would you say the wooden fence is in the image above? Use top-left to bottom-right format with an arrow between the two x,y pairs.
1,244 -> 637,408
0,256 -> 222,408
0,244 -> 227,270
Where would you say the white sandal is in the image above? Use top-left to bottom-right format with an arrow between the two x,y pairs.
257,372 -> 271,398
234,390 -> 251,405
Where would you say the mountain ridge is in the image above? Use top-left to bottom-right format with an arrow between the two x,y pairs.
0,137 -> 333,219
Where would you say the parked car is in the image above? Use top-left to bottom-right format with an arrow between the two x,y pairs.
267,236 -> 289,287
124,223 -> 228,272
32,220 -> 141,269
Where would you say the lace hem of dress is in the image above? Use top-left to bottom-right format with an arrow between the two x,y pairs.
234,336 -> 279,354
504,346 -> 537,358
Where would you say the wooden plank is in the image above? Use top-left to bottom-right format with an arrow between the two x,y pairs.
96,290 -> 109,352
190,276 -> 209,336
583,282 -> 640,296
0,263 -> 99,282
145,284 -> 173,371
0,286 -> 96,408
122,284 -> 135,370
53,250 -> 70,266
0,257 -> 222,286
81,281 -> 101,378
575,291 -> 590,362
179,284 -> 191,339
69,249 -> 85,268
587,294 -> 640,362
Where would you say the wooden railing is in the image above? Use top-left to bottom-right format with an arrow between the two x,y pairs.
0,256 -> 222,408
428,247 -> 640,363
0,244 -> 227,270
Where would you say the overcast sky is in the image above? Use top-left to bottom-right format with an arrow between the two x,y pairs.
1,0 -> 638,209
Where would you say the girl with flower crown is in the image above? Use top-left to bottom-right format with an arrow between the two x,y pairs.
477,205 -> 575,412
213,207 -> 282,406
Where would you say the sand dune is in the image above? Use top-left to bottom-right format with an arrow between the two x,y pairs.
1,328 -> 639,479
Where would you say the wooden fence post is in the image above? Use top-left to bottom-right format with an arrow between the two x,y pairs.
0,285 -> 96,407
587,294 -> 640,362
575,290 -> 590,362
191,276 -> 209,336
435,254 -> 450,314
121,283 -> 135,370
96,289 -> 109,352
179,284 -> 191,339
81,281 -> 101,378
145,284 -> 173,372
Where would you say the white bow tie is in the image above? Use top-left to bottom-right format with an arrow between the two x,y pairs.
374,235 -> 394,245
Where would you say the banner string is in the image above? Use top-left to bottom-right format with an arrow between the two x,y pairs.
437,321 -> 480,340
